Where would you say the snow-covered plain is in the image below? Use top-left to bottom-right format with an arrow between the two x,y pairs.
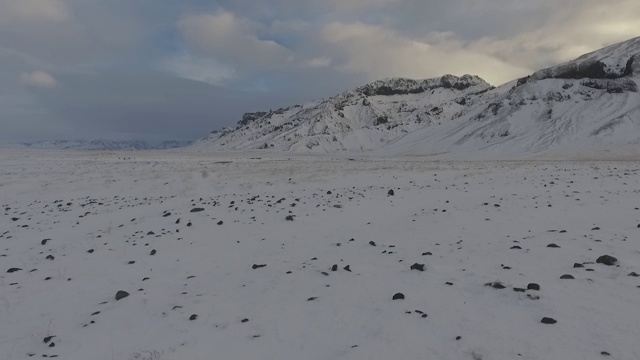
1,150 -> 640,360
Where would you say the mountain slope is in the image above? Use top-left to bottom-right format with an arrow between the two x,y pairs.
384,36 -> 640,158
195,36 -> 640,158
192,75 -> 495,152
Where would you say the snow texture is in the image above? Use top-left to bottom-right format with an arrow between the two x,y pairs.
1,151 -> 640,359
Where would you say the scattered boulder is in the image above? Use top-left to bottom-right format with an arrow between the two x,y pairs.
252,264 -> 267,270
560,274 -> 575,279
388,189 -> 395,196
527,283 -> 541,291
189,314 -> 198,321
392,293 -> 405,300
43,336 -> 55,343
41,239 -> 51,245
541,317 -> 557,324
596,255 -> 618,266
485,281 -> 506,289
115,290 -> 130,301
7,268 -> 22,273
190,208 -> 205,213
410,263 -> 425,271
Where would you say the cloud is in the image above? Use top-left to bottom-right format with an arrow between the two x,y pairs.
20,70 -> 57,89
0,0 -> 70,24
320,22 -> 530,85
468,0 -> 640,70
305,57 -> 332,69
157,55 -> 236,85
178,10 -> 293,71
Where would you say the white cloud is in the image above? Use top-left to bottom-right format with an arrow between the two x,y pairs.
321,22 -> 530,85
0,0 -> 70,24
329,0 -> 403,11
20,70 -> 57,89
306,57 -> 332,69
157,55 -> 236,85
468,0 -> 640,71
178,10 -> 292,70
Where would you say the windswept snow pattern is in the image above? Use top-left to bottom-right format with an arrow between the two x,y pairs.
1,151 -> 640,359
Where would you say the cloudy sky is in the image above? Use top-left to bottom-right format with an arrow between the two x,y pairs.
1,0 -> 639,142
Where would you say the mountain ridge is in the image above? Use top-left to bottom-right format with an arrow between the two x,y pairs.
194,36 -> 640,158
2,139 -> 192,151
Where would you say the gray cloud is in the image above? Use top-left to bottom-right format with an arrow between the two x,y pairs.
0,0 -> 638,143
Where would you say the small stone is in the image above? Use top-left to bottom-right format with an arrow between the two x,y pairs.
456,336 -> 462,341
190,208 -> 204,213
43,336 -> 55,343
331,265 -> 338,271
189,314 -> 198,320
628,272 -> 640,277
150,249 -> 156,256
7,268 -> 22,273
388,189 -> 394,196
560,274 -> 575,279
601,351 -> 611,356
241,318 -> 249,323
252,264 -> 267,269
547,243 -> 560,248
115,290 -> 129,301
41,239 -> 51,245
422,252 -> 432,256
87,249 -> 94,253
46,255 -> 55,260
369,241 -> 376,246
513,288 -> 526,292
541,317 -> 557,324
573,263 -> 584,268
392,293 -> 405,300
527,283 -> 540,291
596,255 -> 617,266
343,265 -> 351,272
217,221 -> 224,225
485,282 -> 506,289
410,263 -> 425,271
511,246 -> 522,249
307,297 -> 318,301
285,215 -> 295,221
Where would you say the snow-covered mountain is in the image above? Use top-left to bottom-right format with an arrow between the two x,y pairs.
193,75 -> 496,152
195,36 -> 640,158
3,139 -> 192,151
384,36 -> 640,158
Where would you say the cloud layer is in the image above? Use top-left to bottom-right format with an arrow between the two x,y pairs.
0,0 -> 639,142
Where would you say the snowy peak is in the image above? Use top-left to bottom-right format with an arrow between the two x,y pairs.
355,74 -> 489,96
527,36 -> 640,83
